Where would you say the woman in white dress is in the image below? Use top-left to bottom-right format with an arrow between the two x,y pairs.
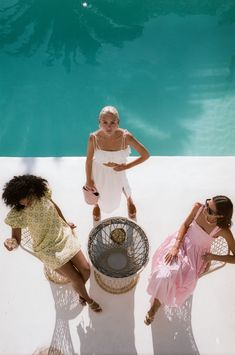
85,106 -> 150,221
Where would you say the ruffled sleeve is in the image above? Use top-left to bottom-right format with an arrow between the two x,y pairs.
5,208 -> 27,229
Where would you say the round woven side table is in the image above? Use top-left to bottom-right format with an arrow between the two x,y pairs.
88,217 -> 149,294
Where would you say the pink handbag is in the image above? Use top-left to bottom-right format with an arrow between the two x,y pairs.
83,186 -> 99,205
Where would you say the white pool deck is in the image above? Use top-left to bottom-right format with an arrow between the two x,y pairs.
0,156 -> 235,355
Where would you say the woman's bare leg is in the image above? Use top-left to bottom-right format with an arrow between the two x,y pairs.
57,261 -> 91,301
56,261 -> 102,312
70,250 -> 90,283
144,298 -> 161,325
123,189 -> 136,219
127,196 -> 136,219
93,204 -> 101,221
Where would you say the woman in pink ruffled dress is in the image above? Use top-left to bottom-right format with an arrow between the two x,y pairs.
145,195 -> 235,325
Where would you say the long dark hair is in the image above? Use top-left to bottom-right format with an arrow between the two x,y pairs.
213,195 -> 233,228
2,175 -> 48,210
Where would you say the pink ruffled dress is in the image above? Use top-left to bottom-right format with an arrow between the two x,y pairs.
147,205 -> 220,307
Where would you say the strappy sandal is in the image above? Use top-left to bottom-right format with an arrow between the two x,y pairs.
93,206 -> 101,222
79,296 -> 87,306
144,312 -> 154,325
127,202 -> 136,219
88,300 -> 102,313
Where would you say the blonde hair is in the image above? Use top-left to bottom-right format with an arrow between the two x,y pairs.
99,106 -> 120,122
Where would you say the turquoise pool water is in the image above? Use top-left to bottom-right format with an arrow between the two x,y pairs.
0,1 -> 235,156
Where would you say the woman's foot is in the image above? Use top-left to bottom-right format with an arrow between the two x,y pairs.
79,296 -> 87,306
88,299 -> 102,313
144,299 -> 161,325
127,201 -> 136,219
93,205 -> 101,222
144,311 -> 155,325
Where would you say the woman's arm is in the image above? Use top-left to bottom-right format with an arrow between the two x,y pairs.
203,229 -> 235,264
85,134 -> 95,188
165,203 -> 201,264
113,132 -> 149,171
222,229 -> 235,255
204,254 -> 235,264
12,228 -> 21,244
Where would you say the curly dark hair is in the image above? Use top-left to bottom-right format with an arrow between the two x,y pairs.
2,175 -> 48,210
213,195 -> 233,228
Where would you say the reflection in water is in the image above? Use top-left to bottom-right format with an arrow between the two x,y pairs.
0,1 -> 235,157
228,54 -> 235,83
0,0 -> 144,70
1,0 -> 235,70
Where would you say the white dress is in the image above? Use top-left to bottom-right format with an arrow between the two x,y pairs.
92,131 -> 131,213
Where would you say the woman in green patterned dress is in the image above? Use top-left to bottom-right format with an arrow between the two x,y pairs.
2,174 -> 101,312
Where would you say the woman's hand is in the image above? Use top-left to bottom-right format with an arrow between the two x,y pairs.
103,162 -> 118,168
67,222 -> 76,229
165,246 -> 179,265
4,238 -> 19,251
103,162 -> 127,171
85,179 -> 95,190
113,163 -> 127,171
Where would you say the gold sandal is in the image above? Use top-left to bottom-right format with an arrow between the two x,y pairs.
88,300 -> 102,313
144,312 -> 154,325
79,296 -> 87,306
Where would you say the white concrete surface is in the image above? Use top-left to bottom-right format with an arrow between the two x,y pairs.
0,156 -> 235,355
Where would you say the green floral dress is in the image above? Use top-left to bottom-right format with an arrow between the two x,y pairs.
5,190 -> 81,270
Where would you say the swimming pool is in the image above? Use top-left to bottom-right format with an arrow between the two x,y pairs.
0,1 -> 235,156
